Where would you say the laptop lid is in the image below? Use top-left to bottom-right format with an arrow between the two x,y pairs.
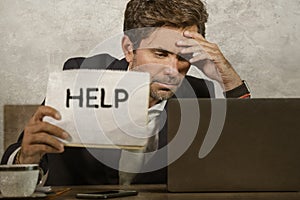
167,99 -> 300,192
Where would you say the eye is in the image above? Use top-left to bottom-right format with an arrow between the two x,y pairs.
154,51 -> 169,58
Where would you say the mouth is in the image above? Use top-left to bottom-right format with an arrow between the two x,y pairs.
153,81 -> 180,90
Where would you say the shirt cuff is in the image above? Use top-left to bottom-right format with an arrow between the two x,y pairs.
224,80 -> 251,98
7,147 -> 21,165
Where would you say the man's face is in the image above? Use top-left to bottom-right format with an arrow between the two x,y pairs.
126,26 -> 198,102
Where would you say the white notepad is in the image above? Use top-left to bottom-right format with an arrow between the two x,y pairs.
44,70 -> 150,149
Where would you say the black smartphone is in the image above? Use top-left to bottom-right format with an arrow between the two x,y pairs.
76,190 -> 138,199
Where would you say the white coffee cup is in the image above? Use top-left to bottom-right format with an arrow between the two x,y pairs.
0,164 -> 39,197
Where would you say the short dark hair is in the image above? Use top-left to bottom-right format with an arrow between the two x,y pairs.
123,0 -> 209,48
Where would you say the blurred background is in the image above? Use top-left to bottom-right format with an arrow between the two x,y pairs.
0,0 -> 299,157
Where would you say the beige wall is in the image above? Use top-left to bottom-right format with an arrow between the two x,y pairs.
1,0 -> 300,157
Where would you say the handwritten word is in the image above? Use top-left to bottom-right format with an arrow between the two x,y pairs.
66,88 -> 128,108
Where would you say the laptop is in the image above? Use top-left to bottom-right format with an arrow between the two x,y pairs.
167,98 -> 300,192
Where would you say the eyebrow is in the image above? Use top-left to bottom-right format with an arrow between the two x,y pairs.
149,48 -> 175,55
148,48 -> 192,61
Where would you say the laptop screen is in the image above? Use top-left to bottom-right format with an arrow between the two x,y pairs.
167,98 -> 300,192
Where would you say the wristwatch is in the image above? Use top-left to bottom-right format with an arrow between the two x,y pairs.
224,80 -> 251,98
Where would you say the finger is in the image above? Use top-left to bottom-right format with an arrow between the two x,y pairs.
180,45 -> 209,57
25,122 -> 71,140
183,30 -> 205,41
183,31 -> 218,49
176,39 -> 199,47
180,45 -> 204,54
190,54 -> 212,63
29,132 -> 65,151
31,106 -> 61,123
177,40 -> 214,51
179,45 -> 212,63
182,45 -> 220,62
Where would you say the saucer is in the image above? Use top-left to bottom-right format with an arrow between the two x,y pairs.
0,192 -> 46,199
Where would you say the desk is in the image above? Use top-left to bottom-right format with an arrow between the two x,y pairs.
48,185 -> 300,200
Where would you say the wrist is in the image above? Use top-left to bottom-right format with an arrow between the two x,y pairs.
14,149 -> 40,165
222,77 -> 243,92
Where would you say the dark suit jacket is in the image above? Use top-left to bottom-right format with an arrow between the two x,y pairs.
1,54 -> 215,186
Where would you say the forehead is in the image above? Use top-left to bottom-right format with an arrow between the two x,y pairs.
138,26 -> 197,54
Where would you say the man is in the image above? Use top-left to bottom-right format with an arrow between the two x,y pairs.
1,0 -> 250,185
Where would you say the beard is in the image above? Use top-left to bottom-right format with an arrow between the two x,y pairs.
150,86 -> 173,100
149,75 -> 183,101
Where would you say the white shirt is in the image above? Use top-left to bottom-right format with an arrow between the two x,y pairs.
119,100 -> 167,185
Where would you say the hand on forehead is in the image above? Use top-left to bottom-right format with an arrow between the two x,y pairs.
138,27 -> 192,54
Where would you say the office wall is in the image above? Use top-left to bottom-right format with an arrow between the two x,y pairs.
0,0 -> 299,157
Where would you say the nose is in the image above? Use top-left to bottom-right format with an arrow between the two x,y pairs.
163,55 -> 179,76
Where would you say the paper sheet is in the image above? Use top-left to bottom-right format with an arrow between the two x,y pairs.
44,70 -> 150,149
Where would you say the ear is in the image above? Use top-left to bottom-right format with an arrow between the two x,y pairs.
122,35 -> 134,64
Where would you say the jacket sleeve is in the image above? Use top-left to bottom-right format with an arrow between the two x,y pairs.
1,140 -> 21,164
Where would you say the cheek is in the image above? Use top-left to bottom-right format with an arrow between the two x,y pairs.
133,56 -> 167,75
133,52 -> 153,66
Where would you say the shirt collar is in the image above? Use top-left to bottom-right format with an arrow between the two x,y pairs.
148,100 -> 167,112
